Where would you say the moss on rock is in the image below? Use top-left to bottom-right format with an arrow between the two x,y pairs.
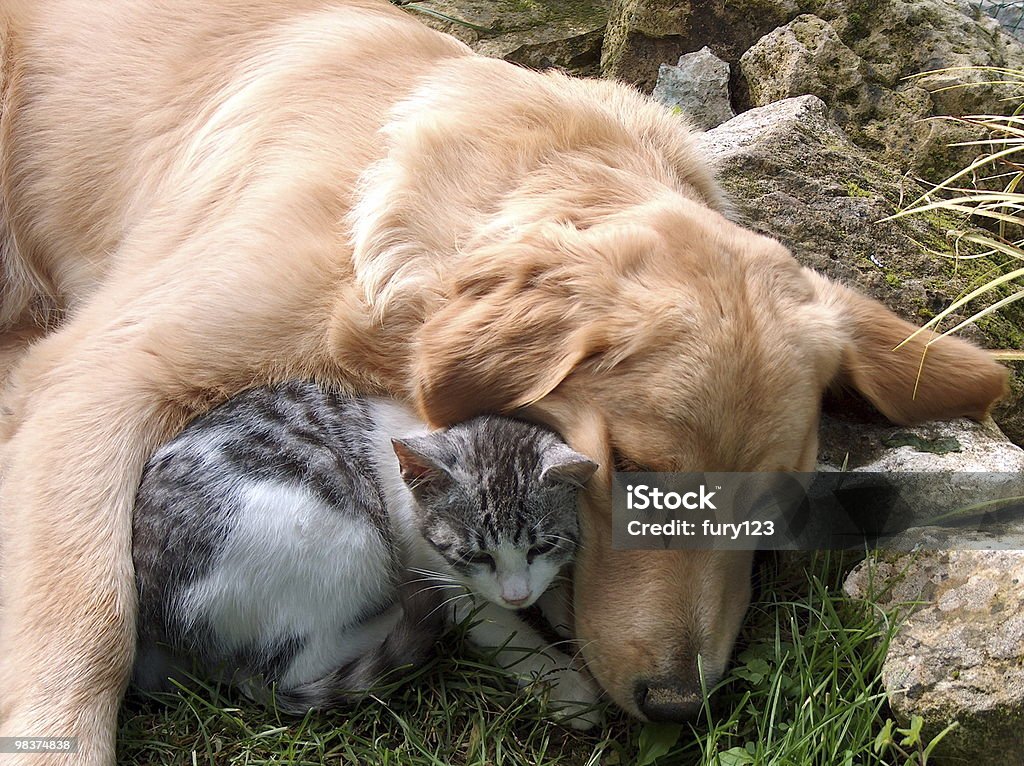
702,96 -> 1024,443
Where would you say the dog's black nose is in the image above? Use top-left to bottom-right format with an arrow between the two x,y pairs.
634,679 -> 703,722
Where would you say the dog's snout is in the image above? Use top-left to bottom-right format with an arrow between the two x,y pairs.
634,679 -> 703,722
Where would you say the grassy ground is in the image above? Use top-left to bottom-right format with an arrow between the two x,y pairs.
117,553 -> 929,766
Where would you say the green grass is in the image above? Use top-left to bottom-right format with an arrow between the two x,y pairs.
116,554 -> 948,766
886,67 -> 1024,360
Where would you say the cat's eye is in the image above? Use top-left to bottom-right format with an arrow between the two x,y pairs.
466,552 -> 495,569
527,540 -> 557,563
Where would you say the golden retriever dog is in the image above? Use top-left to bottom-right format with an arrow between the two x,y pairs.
0,0 -> 1007,762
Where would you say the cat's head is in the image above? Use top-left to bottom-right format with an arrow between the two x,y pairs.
392,417 -> 597,610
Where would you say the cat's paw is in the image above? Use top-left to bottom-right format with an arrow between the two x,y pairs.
545,666 -> 602,730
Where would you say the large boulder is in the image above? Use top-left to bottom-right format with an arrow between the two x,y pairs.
739,5 -> 1024,176
820,411 -> 1024,547
825,411 -> 1024,764
739,15 -> 865,112
401,0 -> 611,75
698,95 -> 1024,443
845,550 -> 1024,765
819,411 -> 1024,473
602,0 -> 1024,176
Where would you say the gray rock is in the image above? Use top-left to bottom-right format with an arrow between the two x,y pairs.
819,414 -> 1024,473
844,549 -> 1024,765
698,95 -> 1024,443
652,46 -> 735,129
739,12 -> 883,145
829,415 -> 1024,763
820,0 -> 1023,113
778,2 -> 1024,176
740,15 -> 865,110
819,413 -> 1024,548
401,0 -> 611,76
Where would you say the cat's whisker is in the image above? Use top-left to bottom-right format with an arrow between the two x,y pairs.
410,582 -> 465,599
405,575 -> 457,586
548,535 -> 579,551
423,591 -> 472,622
531,508 -> 563,537
407,566 -> 451,579
565,639 -> 599,668
532,509 -> 555,530
411,585 -> 460,598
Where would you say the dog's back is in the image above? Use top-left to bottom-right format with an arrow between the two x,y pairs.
0,0 -> 470,331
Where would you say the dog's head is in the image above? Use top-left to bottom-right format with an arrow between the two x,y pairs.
409,198 -> 1007,720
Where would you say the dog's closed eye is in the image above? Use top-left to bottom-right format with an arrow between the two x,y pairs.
612,449 -> 651,473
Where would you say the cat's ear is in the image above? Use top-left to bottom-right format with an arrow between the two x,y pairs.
540,442 -> 598,488
392,437 -> 451,491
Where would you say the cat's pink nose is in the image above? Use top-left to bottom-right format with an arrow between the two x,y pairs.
501,576 -> 532,606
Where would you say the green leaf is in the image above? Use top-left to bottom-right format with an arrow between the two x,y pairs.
748,659 -> 771,676
715,746 -> 757,766
733,668 -> 765,685
636,723 -> 683,766
734,658 -> 772,686
898,715 -> 924,748
738,644 -> 774,662
874,720 -> 895,753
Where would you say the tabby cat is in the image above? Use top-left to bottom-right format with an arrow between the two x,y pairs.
132,381 -> 600,725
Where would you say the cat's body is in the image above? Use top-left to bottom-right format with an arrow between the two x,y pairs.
132,381 -> 599,723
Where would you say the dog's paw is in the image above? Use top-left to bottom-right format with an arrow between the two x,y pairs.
545,666 -> 602,730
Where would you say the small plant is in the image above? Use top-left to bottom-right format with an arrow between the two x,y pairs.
873,716 -> 959,766
635,723 -> 683,766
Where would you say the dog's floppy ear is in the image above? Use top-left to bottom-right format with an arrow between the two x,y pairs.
411,226 -> 610,426
412,285 -> 601,426
812,272 -> 1008,424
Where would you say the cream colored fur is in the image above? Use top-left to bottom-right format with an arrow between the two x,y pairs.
0,2 -> 1007,763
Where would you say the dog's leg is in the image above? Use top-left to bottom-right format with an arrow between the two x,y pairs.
0,332 -> 180,765
0,243 -> 340,763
